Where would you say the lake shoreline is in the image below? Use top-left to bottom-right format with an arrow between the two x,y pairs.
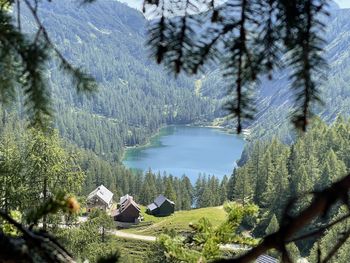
121,124 -> 174,161
122,125 -> 246,181
122,124 -> 228,159
121,122 -> 250,164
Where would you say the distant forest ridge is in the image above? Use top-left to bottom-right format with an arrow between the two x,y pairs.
13,0 -> 350,160
18,0 -> 224,162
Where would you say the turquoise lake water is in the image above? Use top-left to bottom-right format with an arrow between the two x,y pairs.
123,126 -> 246,182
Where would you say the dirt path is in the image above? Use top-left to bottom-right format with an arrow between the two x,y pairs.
110,230 -> 249,251
110,230 -> 156,242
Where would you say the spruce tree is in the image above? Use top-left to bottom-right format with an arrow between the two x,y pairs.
23,129 -> 84,229
227,169 -> 237,201
265,214 -> 279,235
233,166 -> 254,205
142,169 -> 157,204
140,183 -> 153,205
0,129 -> 23,212
220,175 -> 229,204
262,156 -> 289,216
255,151 -> 273,205
286,242 -> 301,262
164,178 -> 177,207
181,175 -> 193,210
325,150 -> 347,182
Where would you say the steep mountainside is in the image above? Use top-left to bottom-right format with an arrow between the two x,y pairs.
250,6 -> 350,140
20,0 -> 222,161
198,5 -> 350,141
19,0 -> 350,160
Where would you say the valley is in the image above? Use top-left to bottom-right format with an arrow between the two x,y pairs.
18,0 -> 350,163
1,0 -> 350,262
19,0 -> 225,162
18,0 -> 350,162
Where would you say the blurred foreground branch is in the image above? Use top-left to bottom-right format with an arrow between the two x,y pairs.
216,173 -> 350,263
0,210 -> 75,263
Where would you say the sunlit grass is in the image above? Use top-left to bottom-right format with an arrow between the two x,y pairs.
122,206 -> 227,236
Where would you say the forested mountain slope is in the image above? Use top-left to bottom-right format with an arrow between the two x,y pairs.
250,6 -> 350,140
20,0 -> 222,161
19,0 -> 350,162
199,4 -> 350,141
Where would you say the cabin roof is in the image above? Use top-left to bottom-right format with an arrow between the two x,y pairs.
120,198 -> 140,212
87,185 -> 113,205
256,254 -> 278,263
113,195 -> 141,220
154,194 -> 175,207
147,203 -> 158,211
120,194 -> 132,205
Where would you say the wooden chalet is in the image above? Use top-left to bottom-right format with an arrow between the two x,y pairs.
146,194 -> 175,216
86,185 -> 113,211
112,194 -> 141,223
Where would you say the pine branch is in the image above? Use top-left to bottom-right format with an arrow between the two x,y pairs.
173,0 -> 190,73
0,210 -> 76,262
143,0 -> 329,133
233,0 -> 247,134
281,0 -> 328,131
221,0 -> 259,133
23,0 -> 97,94
147,0 -> 204,75
147,1 -> 167,64
1,0 -> 97,129
321,228 -> 350,263
287,212 -> 350,243
215,173 -> 350,263
256,0 -> 283,79
0,7 -> 51,128
16,0 -> 21,30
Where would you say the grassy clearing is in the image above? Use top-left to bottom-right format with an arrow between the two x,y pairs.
111,236 -> 154,263
122,206 -> 227,236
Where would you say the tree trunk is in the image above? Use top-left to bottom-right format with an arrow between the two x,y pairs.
42,177 -> 47,230
102,226 -> 105,243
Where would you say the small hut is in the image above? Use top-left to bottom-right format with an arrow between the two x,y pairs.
112,194 -> 141,224
86,185 -> 113,211
146,195 -> 175,216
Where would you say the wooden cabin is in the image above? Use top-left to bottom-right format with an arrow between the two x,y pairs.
86,185 -> 113,211
146,195 -> 175,216
112,194 -> 141,223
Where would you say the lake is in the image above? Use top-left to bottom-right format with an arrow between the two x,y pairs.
123,126 -> 246,182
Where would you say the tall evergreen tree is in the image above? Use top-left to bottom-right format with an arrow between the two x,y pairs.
265,214 -> 279,236
180,175 -> 193,210
286,242 -> 301,262
23,129 -> 85,228
255,151 -> 273,205
0,129 -> 23,212
262,156 -> 290,216
227,169 -> 237,201
164,177 -> 177,208
220,175 -> 229,204
233,166 -> 254,205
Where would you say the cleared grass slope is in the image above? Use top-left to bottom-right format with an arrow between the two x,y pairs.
111,237 -> 154,263
122,205 -> 227,236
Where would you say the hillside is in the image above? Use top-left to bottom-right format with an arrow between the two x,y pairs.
18,0 -> 350,161
249,6 -> 350,140
198,5 -> 350,141
121,205 -> 227,236
20,0 -> 223,161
